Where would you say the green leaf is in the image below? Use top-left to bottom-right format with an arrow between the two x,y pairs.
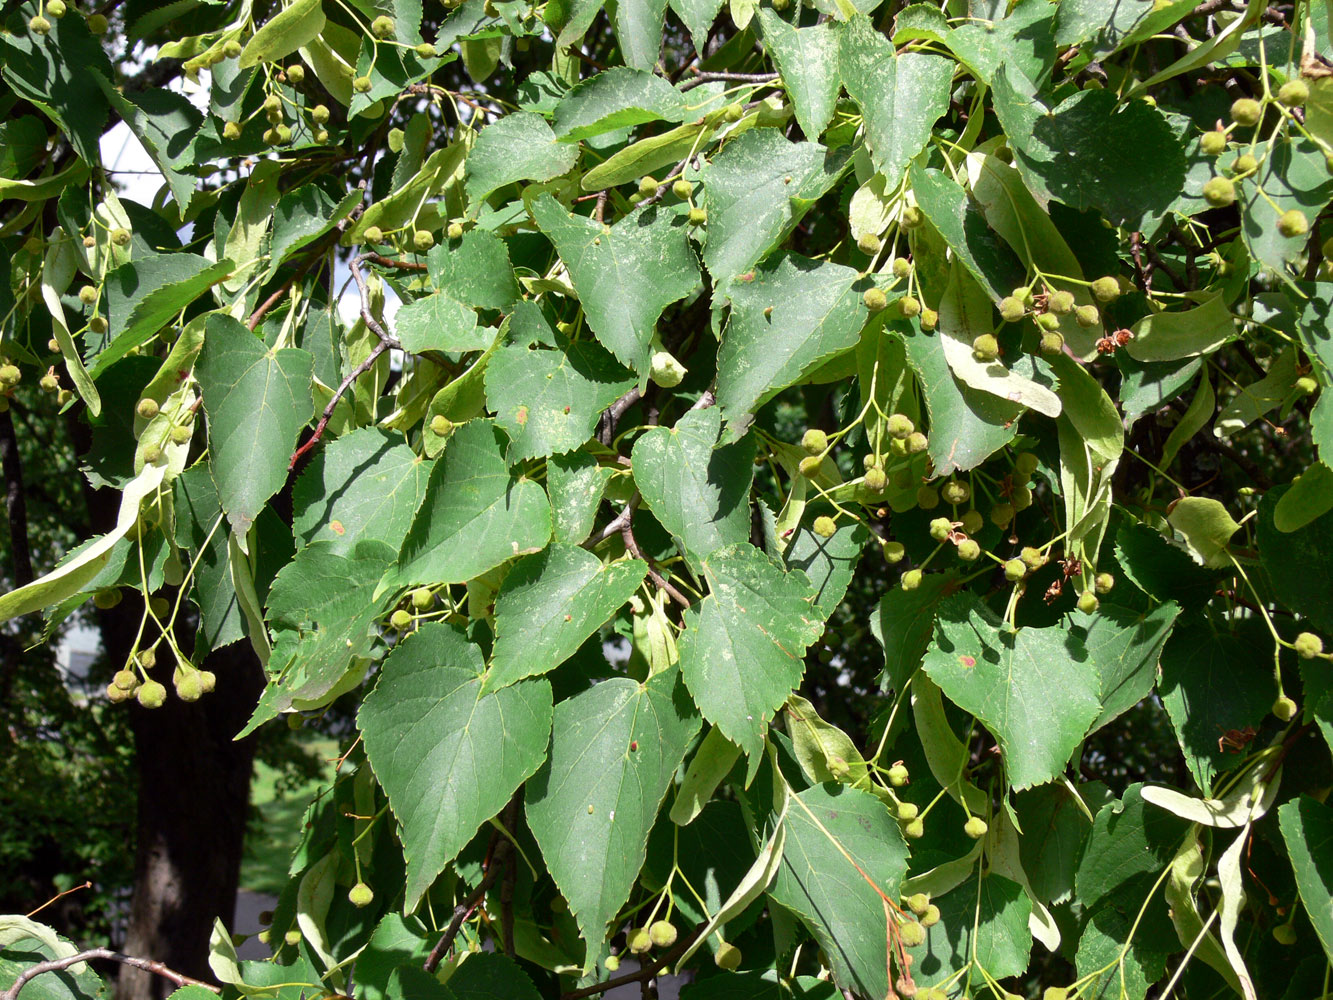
923,593 -> 1102,790
1278,796 -> 1333,963
101,87 -> 204,209
915,872 -> 1033,985
1274,463 -> 1333,533
531,195 -> 700,374
715,253 -> 868,430
1166,496 -> 1240,568
425,229 -> 519,311
783,517 -> 867,617
1241,137 -> 1333,286
1126,292 -> 1237,362
446,952 -> 543,1000
1258,486 -> 1333,633
0,15 -> 114,163
870,571 -> 957,692
393,419 -> 552,589
484,301 -> 636,459
1074,783 -> 1188,911
1074,898 -> 1172,1000
547,451 -> 615,544
359,622 -> 554,910
946,0 -> 1057,85
395,292 -> 488,353
1055,0 -> 1201,55
487,544 -> 647,691
757,12 -> 842,140
465,111 -> 580,207
292,427 -> 430,556
525,666 -> 700,954
1158,616 -> 1272,794
908,164 -> 1027,301
1074,601 -> 1180,734
581,119 -> 716,191
677,543 -> 823,756
267,185 -> 363,281
1114,520 -> 1219,608
992,67 -> 1186,230
1014,782 -> 1109,905
196,314 -> 315,538
244,539 -> 398,734
552,67 -> 689,141
0,916 -> 106,1000
700,129 -> 848,284
839,17 -> 953,188
240,0 -> 327,68
630,406 -> 754,566
1118,355 -> 1203,429
894,322 -> 1020,475
97,254 -> 236,376
670,0 -> 725,52
611,0 -> 667,70
768,784 -> 909,1000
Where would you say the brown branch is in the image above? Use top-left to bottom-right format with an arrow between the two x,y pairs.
679,70 -> 778,92
423,833 -> 512,973
621,518 -> 691,608
558,928 -> 703,1000
0,950 -> 219,1000
289,254 -> 404,468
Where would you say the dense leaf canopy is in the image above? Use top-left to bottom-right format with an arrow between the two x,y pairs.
3,0 -> 1333,997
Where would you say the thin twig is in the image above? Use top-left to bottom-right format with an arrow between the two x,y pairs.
423,834 -> 512,973
558,928 -> 703,1000
1,949 -> 220,1000
622,519 -> 691,607
678,70 -> 778,91
289,255 -> 403,468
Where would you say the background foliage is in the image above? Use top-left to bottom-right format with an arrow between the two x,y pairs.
3,0 -> 1333,998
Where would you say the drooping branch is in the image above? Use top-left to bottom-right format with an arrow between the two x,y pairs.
0,949 -> 220,1000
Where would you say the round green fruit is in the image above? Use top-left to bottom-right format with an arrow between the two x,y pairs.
413,230 -> 435,251
1040,331 -> 1065,356
957,538 -> 981,561
857,232 -> 882,255
1277,209 -> 1309,238
887,763 -> 909,786
1004,559 -> 1026,582
990,502 -> 1015,527
1020,546 -> 1046,571
864,467 -> 888,493
964,816 -> 988,839
920,904 -> 940,927
1035,311 -> 1061,332
801,428 -> 828,454
901,569 -> 923,591
1278,80 -> 1309,107
87,12 -> 107,32
1230,153 -> 1258,175
1200,129 -> 1227,155
999,296 -> 1026,323
223,121 -> 242,140
136,397 -> 160,420
411,588 -> 434,610
1077,590 -> 1099,614
111,228 -> 132,247
672,179 -> 693,200
0,365 -> 21,387
648,920 -> 677,948
929,517 -> 952,542
972,333 -> 1000,361
79,285 -> 99,306
903,818 -> 925,839
883,541 -> 906,565
920,306 -> 939,331
89,317 -> 108,334
1075,304 -> 1100,327
905,893 -> 930,916
176,672 -> 204,702
29,14 -> 51,33
961,510 -> 984,534
349,882 -> 374,907
1294,632 -> 1323,659
1094,572 -> 1115,594
312,104 -> 331,124
900,295 -> 921,318
1230,97 -> 1263,126
1205,174 -> 1231,208
371,14 -> 395,36
1272,695 -> 1298,722
93,588 -> 122,609
813,516 -> 837,538
362,226 -> 384,244
900,921 -> 926,948
1047,289 -> 1075,315
137,680 -> 168,709
687,207 -> 707,226
1090,276 -> 1121,303
353,76 -> 373,94
900,205 -> 924,229
891,257 -> 912,278
1273,923 -> 1297,945
39,374 -> 58,393
604,955 -> 620,972
627,928 -> 652,954
113,669 -> 138,691
715,942 -> 741,970
887,413 -> 914,439
390,609 -> 413,629
916,485 -> 940,510
286,64 -> 305,83
863,287 -> 888,312
638,175 -> 659,197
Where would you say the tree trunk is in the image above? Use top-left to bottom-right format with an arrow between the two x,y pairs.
69,419 -> 268,1000
113,641 -> 264,1000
